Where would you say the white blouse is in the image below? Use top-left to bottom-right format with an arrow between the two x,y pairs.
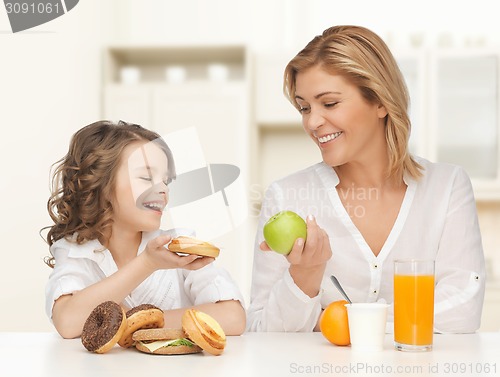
45,229 -> 244,321
247,157 -> 485,333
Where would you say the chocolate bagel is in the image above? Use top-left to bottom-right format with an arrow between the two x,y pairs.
81,301 -> 127,353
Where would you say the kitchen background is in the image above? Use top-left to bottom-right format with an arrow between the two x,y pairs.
1,0 -> 499,332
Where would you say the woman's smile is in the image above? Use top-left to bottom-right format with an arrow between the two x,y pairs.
316,131 -> 343,145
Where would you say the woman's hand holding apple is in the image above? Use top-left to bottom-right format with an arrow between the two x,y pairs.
261,212 -> 332,298
286,215 -> 331,297
286,215 -> 332,267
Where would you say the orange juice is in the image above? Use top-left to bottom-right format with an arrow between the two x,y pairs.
394,274 -> 434,346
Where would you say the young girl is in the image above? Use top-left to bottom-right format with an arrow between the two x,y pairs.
248,25 -> 485,333
44,120 -> 246,338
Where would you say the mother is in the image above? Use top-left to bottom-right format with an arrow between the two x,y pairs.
247,25 -> 485,333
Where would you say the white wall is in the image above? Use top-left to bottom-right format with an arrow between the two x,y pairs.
0,1 -> 115,331
1,0 -> 499,332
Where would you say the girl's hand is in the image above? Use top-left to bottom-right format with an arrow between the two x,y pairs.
142,234 -> 215,272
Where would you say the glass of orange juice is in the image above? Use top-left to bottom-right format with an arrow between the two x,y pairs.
394,259 -> 435,352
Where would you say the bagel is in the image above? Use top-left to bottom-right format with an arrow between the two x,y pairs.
168,236 -> 220,258
118,304 -> 164,348
81,301 -> 127,353
181,309 -> 226,356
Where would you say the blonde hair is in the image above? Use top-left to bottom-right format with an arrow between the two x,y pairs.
284,25 -> 422,180
43,120 -> 175,267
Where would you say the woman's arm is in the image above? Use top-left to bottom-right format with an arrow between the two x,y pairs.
247,184 -> 331,332
433,167 -> 486,333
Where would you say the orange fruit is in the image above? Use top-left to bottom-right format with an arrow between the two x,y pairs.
319,300 -> 350,346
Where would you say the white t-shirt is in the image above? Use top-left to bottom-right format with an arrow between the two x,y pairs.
45,229 -> 244,321
247,157 -> 485,333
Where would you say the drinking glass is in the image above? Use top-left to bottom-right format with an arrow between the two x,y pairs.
394,259 -> 435,352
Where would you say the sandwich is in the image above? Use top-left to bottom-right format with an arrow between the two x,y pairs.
132,328 -> 203,355
168,236 -> 220,258
132,309 -> 226,356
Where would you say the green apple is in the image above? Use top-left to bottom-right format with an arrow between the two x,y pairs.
263,210 -> 307,255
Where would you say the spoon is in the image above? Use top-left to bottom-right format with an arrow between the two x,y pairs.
330,275 -> 352,304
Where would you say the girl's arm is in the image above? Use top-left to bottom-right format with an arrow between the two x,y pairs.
51,235 -> 213,339
162,300 -> 246,335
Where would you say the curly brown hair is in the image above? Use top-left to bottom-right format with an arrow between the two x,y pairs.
43,120 -> 176,268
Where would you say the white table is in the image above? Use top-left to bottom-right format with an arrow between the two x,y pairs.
0,332 -> 499,377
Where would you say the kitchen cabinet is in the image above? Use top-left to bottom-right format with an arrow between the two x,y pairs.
102,45 -> 249,139
104,85 -> 150,126
105,82 -> 248,166
253,52 -> 299,125
252,52 -> 322,194
398,49 -> 500,200
150,83 -> 248,166
102,44 -> 251,171
395,51 -> 427,156
429,50 -> 500,199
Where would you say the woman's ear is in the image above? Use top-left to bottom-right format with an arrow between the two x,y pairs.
377,103 -> 388,119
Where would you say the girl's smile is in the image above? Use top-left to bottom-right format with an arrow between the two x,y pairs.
142,200 -> 166,213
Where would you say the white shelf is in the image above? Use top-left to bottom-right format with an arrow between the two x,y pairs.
103,45 -> 247,84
